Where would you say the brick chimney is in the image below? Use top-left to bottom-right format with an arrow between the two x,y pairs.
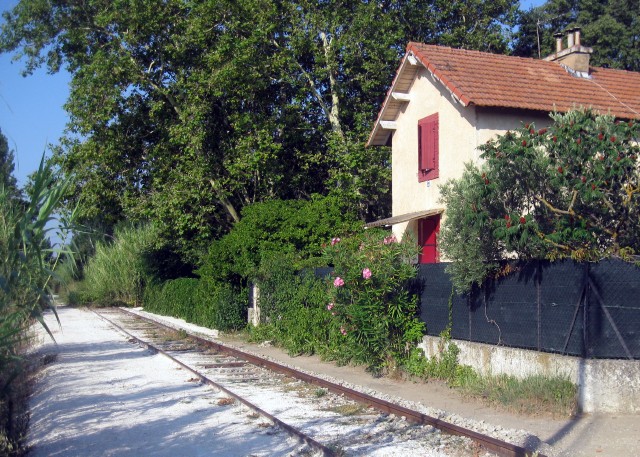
544,28 -> 593,76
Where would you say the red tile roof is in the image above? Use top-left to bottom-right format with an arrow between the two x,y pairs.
368,43 -> 640,146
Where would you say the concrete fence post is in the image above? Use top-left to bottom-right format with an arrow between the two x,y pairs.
248,282 -> 261,326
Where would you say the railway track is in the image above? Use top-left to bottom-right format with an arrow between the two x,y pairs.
94,307 -> 546,457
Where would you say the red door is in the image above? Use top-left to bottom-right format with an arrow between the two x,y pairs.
418,216 -> 440,263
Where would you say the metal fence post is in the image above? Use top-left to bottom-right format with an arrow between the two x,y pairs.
537,260 -> 542,351
583,263 -> 589,358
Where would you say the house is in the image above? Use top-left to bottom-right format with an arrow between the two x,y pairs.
366,29 -> 640,264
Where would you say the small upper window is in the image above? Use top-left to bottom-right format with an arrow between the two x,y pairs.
418,113 -> 439,182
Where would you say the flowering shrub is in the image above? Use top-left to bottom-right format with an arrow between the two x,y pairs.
440,110 -> 640,292
323,229 -> 423,372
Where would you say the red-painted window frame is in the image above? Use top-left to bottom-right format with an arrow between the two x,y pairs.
418,215 -> 440,264
418,113 -> 439,182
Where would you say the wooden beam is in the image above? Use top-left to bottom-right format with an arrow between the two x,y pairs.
380,121 -> 398,130
391,92 -> 411,102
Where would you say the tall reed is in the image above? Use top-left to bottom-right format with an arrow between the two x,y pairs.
1,156 -> 76,454
80,224 -> 157,306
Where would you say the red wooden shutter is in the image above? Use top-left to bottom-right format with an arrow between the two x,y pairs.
418,216 -> 440,264
418,114 -> 439,182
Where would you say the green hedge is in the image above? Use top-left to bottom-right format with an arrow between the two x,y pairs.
251,252 -> 330,356
143,278 -> 246,331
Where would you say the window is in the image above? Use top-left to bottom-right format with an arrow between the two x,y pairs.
418,113 -> 439,182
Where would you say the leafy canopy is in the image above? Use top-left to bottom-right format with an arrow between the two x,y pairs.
198,195 -> 361,287
513,0 -> 640,71
1,0 -> 518,264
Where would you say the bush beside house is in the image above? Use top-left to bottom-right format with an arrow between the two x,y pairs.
440,110 -> 640,292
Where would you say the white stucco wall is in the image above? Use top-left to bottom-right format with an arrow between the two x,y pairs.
390,67 -> 549,241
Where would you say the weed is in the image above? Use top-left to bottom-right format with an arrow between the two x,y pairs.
314,388 -> 327,398
325,403 -> 367,416
460,373 -> 577,417
175,329 -> 188,340
403,337 -> 577,417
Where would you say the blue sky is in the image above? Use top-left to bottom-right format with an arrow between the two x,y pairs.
1,0 -> 71,188
1,0 -> 545,188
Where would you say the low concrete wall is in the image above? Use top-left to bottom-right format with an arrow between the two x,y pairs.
418,335 -> 640,413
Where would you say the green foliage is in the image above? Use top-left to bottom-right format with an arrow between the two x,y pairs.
80,224 -> 158,306
247,230 -> 425,373
323,229 -> 424,372
249,253 -> 330,356
513,0 -> 640,71
460,372 -> 577,417
439,163 -> 501,292
0,153 -> 76,455
143,278 -> 199,321
440,110 -> 640,292
143,278 -> 246,331
199,195 -> 359,286
403,344 -> 476,385
1,0 -> 518,260
1,155 -> 75,355
0,127 -> 18,198
404,343 -> 577,417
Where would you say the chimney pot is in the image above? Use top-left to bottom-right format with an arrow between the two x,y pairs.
544,28 -> 592,75
566,28 -> 575,47
574,27 -> 581,46
554,32 -> 564,52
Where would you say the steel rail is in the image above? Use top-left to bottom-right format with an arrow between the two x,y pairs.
92,309 -> 336,457
117,307 -> 547,457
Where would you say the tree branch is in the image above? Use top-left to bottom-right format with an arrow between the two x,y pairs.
536,191 -> 577,216
209,180 -> 240,223
319,31 -> 344,138
272,37 -> 343,138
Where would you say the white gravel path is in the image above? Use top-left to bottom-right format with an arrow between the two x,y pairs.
27,306 -> 310,457
26,303 -> 640,457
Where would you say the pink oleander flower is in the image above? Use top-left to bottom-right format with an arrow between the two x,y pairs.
327,302 -> 334,310
331,237 -> 341,246
362,268 -> 372,279
383,235 -> 397,245
340,326 -> 347,336
333,277 -> 345,287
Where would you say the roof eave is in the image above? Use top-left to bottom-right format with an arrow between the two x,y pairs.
366,52 -> 413,147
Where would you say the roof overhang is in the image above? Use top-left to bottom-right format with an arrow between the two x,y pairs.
364,208 -> 444,229
367,43 -> 474,147
366,52 -> 421,147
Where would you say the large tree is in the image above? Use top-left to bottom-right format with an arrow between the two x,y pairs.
1,0 -> 517,262
513,0 -> 640,71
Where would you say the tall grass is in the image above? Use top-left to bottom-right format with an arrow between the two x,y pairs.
1,156 -> 76,454
80,224 -> 157,306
